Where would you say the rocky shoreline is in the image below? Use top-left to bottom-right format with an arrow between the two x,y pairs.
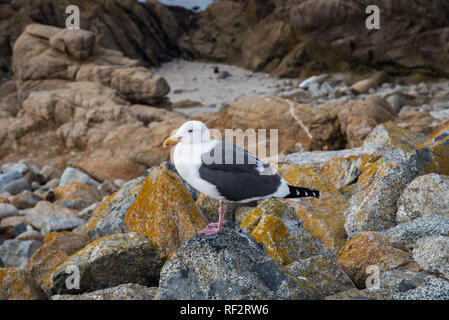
1,119 -> 449,300
1,0 -> 448,300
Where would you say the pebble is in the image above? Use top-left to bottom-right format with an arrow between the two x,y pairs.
59,167 -> 100,188
39,165 -> 60,182
386,95 -> 403,113
0,203 -> 20,221
2,179 -> 31,196
1,163 -> 28,175
0,171 -> 22,192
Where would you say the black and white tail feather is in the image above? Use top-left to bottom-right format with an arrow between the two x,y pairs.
285,185 -> 320,199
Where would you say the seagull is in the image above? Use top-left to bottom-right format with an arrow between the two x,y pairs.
163,120 -> 320,236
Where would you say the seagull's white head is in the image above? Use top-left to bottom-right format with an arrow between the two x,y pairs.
163,120 -> 210,147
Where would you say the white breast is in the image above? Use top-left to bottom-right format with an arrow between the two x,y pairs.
173,140 -> 225,200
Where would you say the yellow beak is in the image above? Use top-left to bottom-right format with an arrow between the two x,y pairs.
163,135 -> 181,148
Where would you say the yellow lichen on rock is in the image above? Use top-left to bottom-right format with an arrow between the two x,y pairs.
84,193 -> 116,233
24,231 -> 90,289
125,165 -> 207,258
195,193 -> 220,222
363,121 -> 427,152
53,181 -> 104,204
0,268 -> 45,300
241,199 -> 322,265
414,124 -> 449,175
337,232 -> 411,288
277,164 -> 348,251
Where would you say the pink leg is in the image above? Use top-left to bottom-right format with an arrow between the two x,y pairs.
198,201 -> 227,236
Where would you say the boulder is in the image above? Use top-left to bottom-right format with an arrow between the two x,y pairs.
0,171 -> 22,192
0,268 -> 46,300
362,121 -> 427,153
59,168 -> 100,188
2,179 -> 31,195
156,221 -> 303,300
383,214 -> 449,247
283,253 -> 356,299
344,149 -> 416,236
392,276 -> 449,300
84,176 -> 145,240
240,199 -> 325,265
414,123 -> 449,175
53,181 -> 104,210
24,232 -> 90,288
1,162 -> 28,175
10,191 -> 42,209
27,201 -> 85,234
45,233 -> 163,295
110,67 -> 170,105
125,164 -> 207,258
51,283 -> 157,300
350,79 -> 376,94
0,239 -> 42,269
412,236 -> 449,280
337,232 -> 411,288
0,203 -> 20,221
396,174 -> 449,223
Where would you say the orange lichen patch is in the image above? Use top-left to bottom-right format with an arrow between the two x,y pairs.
241,199 -> 321,265
84,194 -> 114,233
319,154 -> 379,191
337,232 -> 411,288
363,121 -> 427,152
196,193 -> 220,221
235,206 -> 253,226
24,231 -> 90,288
53,182 -> 104,203
124,166 -> 207,258
0,197 -> 9,204
0,268 -> 45,300
414,124 -> 449,175
415,123 -> 449,149
277,165 -> 348,251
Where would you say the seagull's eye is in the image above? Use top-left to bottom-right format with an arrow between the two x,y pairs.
188,129 -> 193,133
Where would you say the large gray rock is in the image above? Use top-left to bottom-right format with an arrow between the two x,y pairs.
85,176 -> 145,240
27,201 -> 85,235
0,203 -> 20,221
284,254 -> 356,299
0,239 -> 42,269
0,171 -> 22,192
39,165 -> 61,182
391,276 -> 449,300
47,233 -> 163,295
156,221 -> 305,300
396,174 -> 449,223
357,270 -> 448,300
1,163 -> 28,175
59,167 -> 100,188
51,283 -> 157,300
2,179 -> 31,195
344,149 -> 416,237
413,236 -> 449,280
383,214 -> 449,247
